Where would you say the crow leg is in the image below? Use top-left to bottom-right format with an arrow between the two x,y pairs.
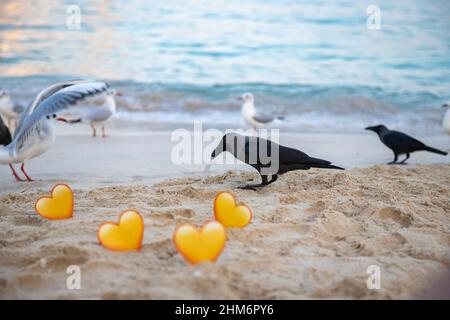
387,154 -> 399,165
239,175 -> 269,190
399,153 -> 410,164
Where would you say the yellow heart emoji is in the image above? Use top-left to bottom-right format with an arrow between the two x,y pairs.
35,184 -> 74,220
97,210 -> 144,251
214,192 -> 252,228
173,221 -> 226,264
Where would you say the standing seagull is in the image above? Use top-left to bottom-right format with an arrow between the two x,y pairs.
0,90 -> 24,130
239,93 -> 283,131
210,133 -> 343,189
365,124 -> 447,164
0,80 -> 109,182
442,103 -> 450,135
68,89 -> 118,138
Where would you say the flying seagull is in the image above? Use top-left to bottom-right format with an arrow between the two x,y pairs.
442,103 -> 450,135
0,90 -> 25,130
0,80 -> 109,181
239,93 -> 283,131
365,124 -> 447,164
210,133 -> 344,189
67,89 -> 119,138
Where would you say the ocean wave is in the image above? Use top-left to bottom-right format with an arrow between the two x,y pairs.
0,76 -> 447,133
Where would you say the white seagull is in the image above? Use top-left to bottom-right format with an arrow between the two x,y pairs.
239,92 -> 283,131
0,90 -> 24,130
0,80 -> 109,182
442,102 -> 450,135
68,89 -> 119,138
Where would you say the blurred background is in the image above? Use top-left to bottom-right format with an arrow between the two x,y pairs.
0,0 -> 449,132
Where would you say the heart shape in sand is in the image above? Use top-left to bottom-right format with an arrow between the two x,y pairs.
173,221 -> 226,264
35,184 -> 74,220
97,210 -> 144,251
214,192 -> 252,228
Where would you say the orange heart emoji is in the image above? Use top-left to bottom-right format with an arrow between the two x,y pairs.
214,192 -> 252,228
173,221 -> 226,264
35,184 -> 74,220
97,210 -> 144,251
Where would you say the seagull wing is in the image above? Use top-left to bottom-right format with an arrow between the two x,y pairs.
13,80 -> 109,155
252,112 -> 275,124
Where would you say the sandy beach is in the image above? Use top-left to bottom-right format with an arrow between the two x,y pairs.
0,122 -> 449,299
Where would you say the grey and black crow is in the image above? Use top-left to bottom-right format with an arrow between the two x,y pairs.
365,124 -> 447,164
210,133 -> 344,189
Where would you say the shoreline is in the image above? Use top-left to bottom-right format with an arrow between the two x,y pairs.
0,122 -> 449,193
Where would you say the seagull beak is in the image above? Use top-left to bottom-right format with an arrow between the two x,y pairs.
442,104 -> 449,108
237,96 -> 244,101
56,117 -> 68,123
116,91 -> 124,97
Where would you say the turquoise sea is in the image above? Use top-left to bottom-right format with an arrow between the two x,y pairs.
0,0 -> 449,132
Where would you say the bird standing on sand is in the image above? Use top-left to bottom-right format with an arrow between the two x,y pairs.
442,103 -> 450,135
0,90 -> 24,130
239,93 -> 283,131
365,125 -> 447,164
67,89 -> 118,138
0,116 -> 11,147
210,133 -> 344,190
0,80 -> 109,182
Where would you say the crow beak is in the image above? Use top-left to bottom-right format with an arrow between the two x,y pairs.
365,126 -> 374,131
56,117 -> 68,123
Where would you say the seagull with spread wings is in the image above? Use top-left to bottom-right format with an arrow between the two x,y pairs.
0,80 -> 109,181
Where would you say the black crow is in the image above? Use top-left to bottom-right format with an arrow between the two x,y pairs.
365,124 -> 447,164
210,133 -> 344,189
0,116 -> 11,147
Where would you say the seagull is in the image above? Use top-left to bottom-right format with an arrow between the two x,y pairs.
442,103 -> 450,135
210,133 -> 344,189
67,89 -> 119,138
0,80 -> 109,182
0,90 -> 25,130
239,93 -> 283,131
365,124 -> 447,164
